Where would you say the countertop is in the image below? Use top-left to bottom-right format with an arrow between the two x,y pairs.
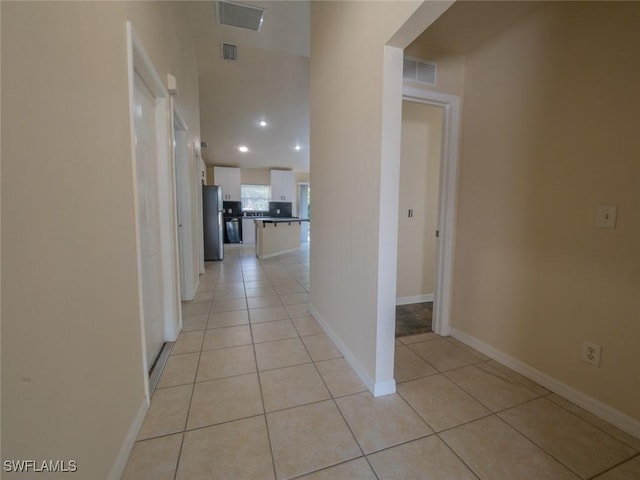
254,217 -> 309,224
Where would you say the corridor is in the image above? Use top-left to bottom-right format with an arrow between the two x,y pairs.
123,244 -> 640,479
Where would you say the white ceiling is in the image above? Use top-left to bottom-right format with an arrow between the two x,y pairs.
185,1 -> 311,172
185,0 -> 539,173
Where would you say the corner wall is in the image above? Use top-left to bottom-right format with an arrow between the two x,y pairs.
452,2 -> 640,423
309,1 -> 442,393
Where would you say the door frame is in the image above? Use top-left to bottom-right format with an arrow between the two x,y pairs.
172,103 -> 197,301
126,22 -> 179,399
401,86 -> 460,336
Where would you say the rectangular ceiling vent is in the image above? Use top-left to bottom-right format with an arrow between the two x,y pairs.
403,57 -> 437,85
217,1 -> 265,31
222,42 -> 238,61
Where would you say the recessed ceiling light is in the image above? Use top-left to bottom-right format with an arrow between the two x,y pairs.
259,120 -> 267,127
294,144 -> 302,151
238,145 -> 249,153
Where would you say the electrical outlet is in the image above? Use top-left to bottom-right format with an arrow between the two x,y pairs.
582,341 -> 602,367
597,205 -> 617,228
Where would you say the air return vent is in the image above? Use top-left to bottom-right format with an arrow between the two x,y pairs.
403,57 -> 437,85
222,42 -> 238,61
217,1 -> 265,31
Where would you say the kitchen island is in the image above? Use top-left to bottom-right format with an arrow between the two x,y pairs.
254,218 -> 309,259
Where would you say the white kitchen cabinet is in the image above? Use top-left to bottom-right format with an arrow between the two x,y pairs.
241,218 -> 256,244
213,166 -> 241,201
270,170 -> 295,202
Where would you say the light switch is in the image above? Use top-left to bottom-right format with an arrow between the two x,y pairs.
596,205 -> 617,228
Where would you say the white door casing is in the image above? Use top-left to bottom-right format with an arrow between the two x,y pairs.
197,156 -> 206,275
173,108 -> 197,301
128,22 -> 181,383
133,72 -> 165,370
402,86 -> 460,336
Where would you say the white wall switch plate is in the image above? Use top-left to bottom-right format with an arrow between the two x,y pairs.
596,205 -> 617,228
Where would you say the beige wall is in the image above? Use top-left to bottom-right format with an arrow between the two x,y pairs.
310,1 -> 426,389
397,102 -> 442,299
241,168 -> 271,186
452,2 -> 640,420
1,2 -> 200,477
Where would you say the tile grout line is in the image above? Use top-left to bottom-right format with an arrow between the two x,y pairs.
584,452 -> 640,480
491,412 -> 585,479
392,373 -> 491,479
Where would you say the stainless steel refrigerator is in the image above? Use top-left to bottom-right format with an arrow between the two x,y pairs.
203,185 -> 224,261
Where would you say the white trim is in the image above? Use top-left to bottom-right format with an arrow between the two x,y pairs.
127,19 -> 181,392
126,22 -> 151,402
396,293 -> 434,305
309,305 -> 396,397
173,103 -> 188,131
450,327 -> 640,440
106,398 -> 149,480
131,29 -> 166,98
197,156 -> 206,275
374,45 -> 404,396
402,86 -> 460,337
157,95 -> 181,343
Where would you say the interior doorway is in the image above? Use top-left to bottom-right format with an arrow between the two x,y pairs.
398,87 -> 461,337
128,22 -> 181,397
395,101 -> 444,337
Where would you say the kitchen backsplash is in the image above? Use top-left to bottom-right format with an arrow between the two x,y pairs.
269,202 -> 292,218
223,201 -> 242,216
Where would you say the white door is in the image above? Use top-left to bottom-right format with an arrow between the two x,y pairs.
174,127 -> 192,300
134,73 -> 165,369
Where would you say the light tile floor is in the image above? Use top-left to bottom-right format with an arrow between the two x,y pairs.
123,244 -> 640,480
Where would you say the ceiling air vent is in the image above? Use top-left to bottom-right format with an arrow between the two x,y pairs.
222,42 -> 238,61
217,1 -> 265,31
403,57 -> 437,85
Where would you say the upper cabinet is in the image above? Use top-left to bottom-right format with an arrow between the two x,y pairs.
270,170 -> 295,202
213,166 -> 241,201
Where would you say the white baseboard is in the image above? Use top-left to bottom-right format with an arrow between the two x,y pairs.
309,304 -> 396,397
450,327 -> 640,440
396,293 -> 434,305
107,397 -> 149,480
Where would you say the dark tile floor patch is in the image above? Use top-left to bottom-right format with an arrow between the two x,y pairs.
395,302 -> 433,338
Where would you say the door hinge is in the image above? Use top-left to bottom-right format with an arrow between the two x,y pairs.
435,230 -> 440,238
